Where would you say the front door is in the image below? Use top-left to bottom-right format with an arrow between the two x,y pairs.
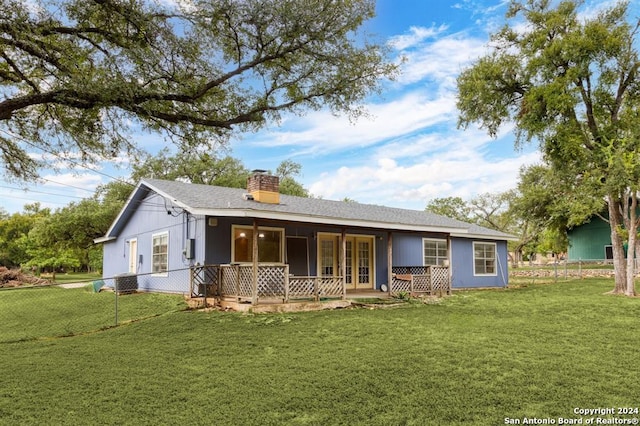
128,239 -> 138,273
345,236 -> 373,290
318,234 -> 374,290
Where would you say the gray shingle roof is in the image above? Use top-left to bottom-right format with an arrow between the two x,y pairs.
134,178 -> 513,240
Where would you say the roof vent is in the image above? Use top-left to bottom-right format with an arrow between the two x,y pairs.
243,193 -> 254,201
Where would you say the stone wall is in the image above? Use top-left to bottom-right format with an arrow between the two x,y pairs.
510,269 -> 615,278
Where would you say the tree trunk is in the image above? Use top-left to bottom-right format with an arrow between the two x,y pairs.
511,247 -> 522,269
624,195 -> 637,297
607,196 -> 627,294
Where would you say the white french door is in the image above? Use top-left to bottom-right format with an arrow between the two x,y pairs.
346,236 -> 373,290
318,234 -> 374,290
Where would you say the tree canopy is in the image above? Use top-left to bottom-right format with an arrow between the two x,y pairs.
0,0 -> 396,180
425,196 -> 471,223
0,203 -> 50,268
457,0 -> 640,295
131,148 -> 250,188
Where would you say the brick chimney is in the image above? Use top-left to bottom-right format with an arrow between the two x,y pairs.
247,170 -> 280,204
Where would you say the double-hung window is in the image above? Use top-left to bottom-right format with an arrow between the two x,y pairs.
152,232 -> 169,275
423,239 -> 448,266
473,242 -> 496,276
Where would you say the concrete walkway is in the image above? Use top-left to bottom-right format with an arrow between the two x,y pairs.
57,282 -> 90,289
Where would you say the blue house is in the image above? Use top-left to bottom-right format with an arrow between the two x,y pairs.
97,172 -> 513,303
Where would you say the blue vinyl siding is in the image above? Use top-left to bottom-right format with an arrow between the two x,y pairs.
391,233 -> 424,266
390,234 -> 508,288
450,238 -> 508,288
102,192 -> 202,293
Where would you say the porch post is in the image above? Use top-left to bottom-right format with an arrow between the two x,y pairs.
447,235 -> 452,295
251,219 -> 259,305
387,232 -> 393,296
341,228 -> 347,300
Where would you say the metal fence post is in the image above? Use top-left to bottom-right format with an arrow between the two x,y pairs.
114,282 -> 118,326
579,259 -> 582,279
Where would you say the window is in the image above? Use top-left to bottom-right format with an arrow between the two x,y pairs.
152,232 -> 168,274
423,239 -> 448,266
232,226 -> 283,263
320,237 -> 337,276
474,242 -> 496,276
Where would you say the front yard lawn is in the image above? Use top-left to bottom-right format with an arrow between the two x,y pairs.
1,278 -> 639,425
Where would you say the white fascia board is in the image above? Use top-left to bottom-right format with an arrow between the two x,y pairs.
450,231 -> 518,241
189,207 -> 468,234
94,236 -> 116,244
100,181 -> 146,239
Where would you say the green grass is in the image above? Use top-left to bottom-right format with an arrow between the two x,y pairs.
1,279 -> 639,425
51,271 -> 102,284
0,286 -> 187,342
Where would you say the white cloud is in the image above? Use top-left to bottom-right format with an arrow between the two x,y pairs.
308,148 -> 540,210
397,34 -> 487,86
388,25 -> 450,50
250,92 -> 457,154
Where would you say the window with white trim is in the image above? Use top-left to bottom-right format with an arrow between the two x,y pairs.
152,232 -> 168,274
473,242 -> 496,276
232,226 -> 284,263
423,239 -> 448,266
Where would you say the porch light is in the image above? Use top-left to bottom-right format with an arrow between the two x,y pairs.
259,233 -> 265,238
239,232 -> 246,238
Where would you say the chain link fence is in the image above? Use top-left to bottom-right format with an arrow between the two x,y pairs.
0,267 -> 195,344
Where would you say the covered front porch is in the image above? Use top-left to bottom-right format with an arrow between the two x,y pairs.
189,264 -> 450,306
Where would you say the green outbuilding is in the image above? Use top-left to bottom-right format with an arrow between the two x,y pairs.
567,216 -> 612,261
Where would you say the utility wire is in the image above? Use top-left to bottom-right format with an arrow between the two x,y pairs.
0,128 -> 135,188
0,184 -> 88,200
41,178 -> 104,193
1,193 -> 71,206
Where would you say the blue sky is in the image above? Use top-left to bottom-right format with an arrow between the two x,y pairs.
2,0 -> 630,214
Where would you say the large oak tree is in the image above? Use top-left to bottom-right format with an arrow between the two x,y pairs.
457,0 -> 640,295
0,0 -> 396,180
